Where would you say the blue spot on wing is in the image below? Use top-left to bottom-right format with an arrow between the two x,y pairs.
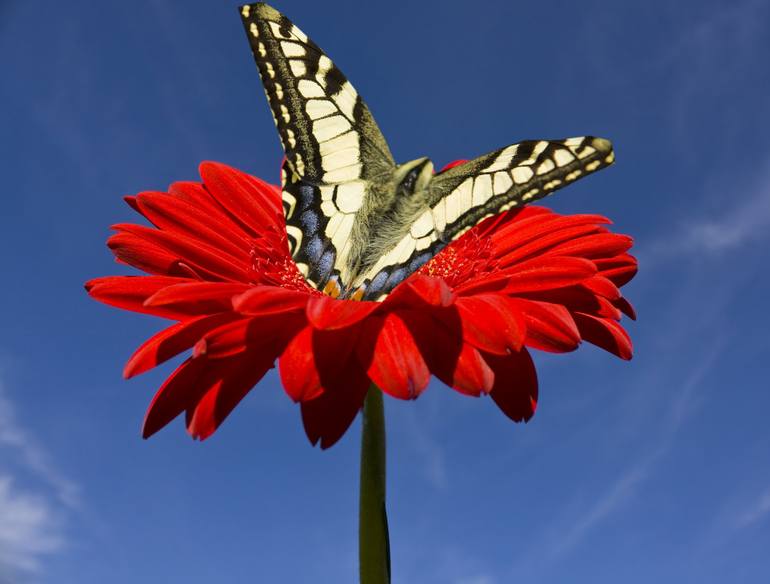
305,235 -> 323,263
300,210 -> 319,235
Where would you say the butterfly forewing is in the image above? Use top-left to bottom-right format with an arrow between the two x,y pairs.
239,3 -> 395,290
424,137 -> 615,242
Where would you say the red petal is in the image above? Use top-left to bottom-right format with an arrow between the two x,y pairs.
547,232 -> 633,260
612,296 -> 637,320
460,256 -> 596,296
385,275 -> 456,308
186,349 -> 274,440
124,313 -> 240,378
493,216 -> 609,266
455,295 -> 526,354
142,356 -> 212,438
279,325 -> 361,402
448,343 -> 495,396
233,285 -> 310,316
85,276 -> 192,319
359,313 -> 430,399
144,282 -> 249,314
201,312 -> 305,359
573,313 -> 633,360
306,295 -> 378,330
108,232 -> 198,278
581,276 -> 621,300
395,309 -> 491,396
486,349 -> 538,422
113,223 -> 248,282
279,326 -> 317,401
199,162 -> 281,237
594,253 -> 638,287
300,368 -> 370,449
135,192 -> 251,261
511,299 -> 581,353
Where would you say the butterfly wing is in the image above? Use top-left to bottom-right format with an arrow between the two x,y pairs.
239,3 -> 395,291
354,137 -> 615,299
426,136 -> 615,241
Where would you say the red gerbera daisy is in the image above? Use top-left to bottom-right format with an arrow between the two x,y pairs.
86,162 -> 636,448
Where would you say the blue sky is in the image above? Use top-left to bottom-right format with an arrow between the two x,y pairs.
1,0 -> 769,582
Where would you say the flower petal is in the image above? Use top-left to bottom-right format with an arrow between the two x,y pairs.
108,232 -> 199,278
385,275 -> 456,308
135,191 -> 252,261
397,309 -> 492,396
144,282 -> 250,314
200,313 -> 305,359
279,325 -> 362,402
447,343 -> 495,396
486,349 -> 538,422
459,256 -> 596,296
142,356 -> 212,438
573,312 -> 633,360
581,275 -> 621,300
547,232 -> 633,260
306,294 -> 378,330
455,295 -> 526,354
612,296 -> 637,320
594,253 -> 638,287
233,285 -> 310,316
124,313 -> 241,378
359,313 -> 430,399
510,299 -> 580,352
85,276 -> 192,319
199,162 -> 281,236
113,223 -> 248,282
186,349 -> 275,440
300,369 -> 370,449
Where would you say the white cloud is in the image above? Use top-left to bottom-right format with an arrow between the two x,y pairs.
0,381 -> 77,581
0,477 -> 63,576
642,160 -> 770,264
734,487 -> 770,531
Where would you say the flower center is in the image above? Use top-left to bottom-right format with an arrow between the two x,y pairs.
418,231 -> 499,288
248,237 -> 320,294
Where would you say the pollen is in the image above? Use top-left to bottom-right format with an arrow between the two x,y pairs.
419,231 -> 498,288
248,236 -> 320,294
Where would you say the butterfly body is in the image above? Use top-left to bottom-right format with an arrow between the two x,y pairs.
240,3 -> 615,301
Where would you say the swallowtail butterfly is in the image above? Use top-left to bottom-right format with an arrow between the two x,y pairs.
239,3 -> 615,301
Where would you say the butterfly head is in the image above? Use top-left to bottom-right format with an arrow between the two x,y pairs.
394,157 -> 434,198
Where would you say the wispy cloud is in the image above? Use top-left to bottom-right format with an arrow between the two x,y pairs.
641,159 -> 770,265
0,387 -> 79,509
0,477 -> 64,578
547,337 -> 722,558
734,487 -> 770,531
0,380 -> 78,580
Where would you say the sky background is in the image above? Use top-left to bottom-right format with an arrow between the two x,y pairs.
1,0 -> 769,582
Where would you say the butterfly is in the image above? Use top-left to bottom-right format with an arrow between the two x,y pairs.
239,3 -> 615,301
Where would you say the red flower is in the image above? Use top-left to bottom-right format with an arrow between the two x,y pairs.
86,162 -> 637,448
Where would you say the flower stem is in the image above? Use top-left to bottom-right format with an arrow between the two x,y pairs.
359,385 -> 390,584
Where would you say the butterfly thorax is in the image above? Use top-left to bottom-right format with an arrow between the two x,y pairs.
342,158 -> 437,297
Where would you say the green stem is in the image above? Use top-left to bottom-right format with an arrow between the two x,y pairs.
359,385 -> 390,584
